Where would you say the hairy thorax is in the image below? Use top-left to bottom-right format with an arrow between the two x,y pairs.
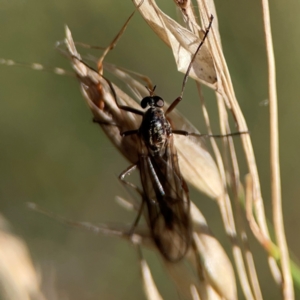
139,107 -> 172,155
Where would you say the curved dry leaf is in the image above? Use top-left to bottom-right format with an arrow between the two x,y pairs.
191,203 -> 237,300
193,233 -> 237,300
132,0 -> 216,86
173,0 -> 200,34
174,134 -> 222,199
65,26 -> 223,199
65,26 -> 141,164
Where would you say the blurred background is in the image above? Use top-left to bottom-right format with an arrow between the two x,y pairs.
0,0 -> 299,299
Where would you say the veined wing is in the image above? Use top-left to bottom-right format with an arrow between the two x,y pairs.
139,136 -> 192,262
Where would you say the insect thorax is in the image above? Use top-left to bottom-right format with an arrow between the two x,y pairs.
139,107 -> 172,155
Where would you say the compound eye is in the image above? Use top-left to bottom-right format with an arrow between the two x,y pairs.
141,97 -> 150,108
154,96 -> 164,107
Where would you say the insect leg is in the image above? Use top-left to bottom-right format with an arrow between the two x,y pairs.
96,10 -> 137,73
172,130 -> 249,138
119,164 -> 140,193
119,164 -> 146,235
128,199 -> 145,236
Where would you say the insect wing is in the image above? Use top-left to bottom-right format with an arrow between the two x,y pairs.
139,136 -> 191,261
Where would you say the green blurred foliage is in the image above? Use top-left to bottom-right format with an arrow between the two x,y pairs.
0,0 -> 299,299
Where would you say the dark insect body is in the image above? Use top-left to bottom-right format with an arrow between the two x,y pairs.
137,92 -> 191,261
120,90 -> 191,261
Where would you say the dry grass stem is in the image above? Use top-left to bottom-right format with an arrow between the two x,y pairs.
196,83 -> 254,298
260,0 -> 294,299
245,175 -> 276,254
244,240 -> 263,300
196,0 -> 271,250
199,0 -> 283,289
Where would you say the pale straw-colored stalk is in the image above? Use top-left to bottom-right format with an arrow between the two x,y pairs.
261,0 -> 294,298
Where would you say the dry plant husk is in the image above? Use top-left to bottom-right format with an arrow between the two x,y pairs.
130,0 -> 217,87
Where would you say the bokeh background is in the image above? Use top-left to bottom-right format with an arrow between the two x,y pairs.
0,0 -> 299,299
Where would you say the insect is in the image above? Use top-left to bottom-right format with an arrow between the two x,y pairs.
109,16 -> 215,262
0,12 -> 242,261
117,87 -> 191,261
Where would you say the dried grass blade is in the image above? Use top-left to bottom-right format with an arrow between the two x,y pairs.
132,0 -> 216,86
189,202 -> 237,299
173,0 -> 200,34
196,0 -> 283,287
65,26 -> 142,164
197,66 -> 254,299
199,0 -> 272,244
